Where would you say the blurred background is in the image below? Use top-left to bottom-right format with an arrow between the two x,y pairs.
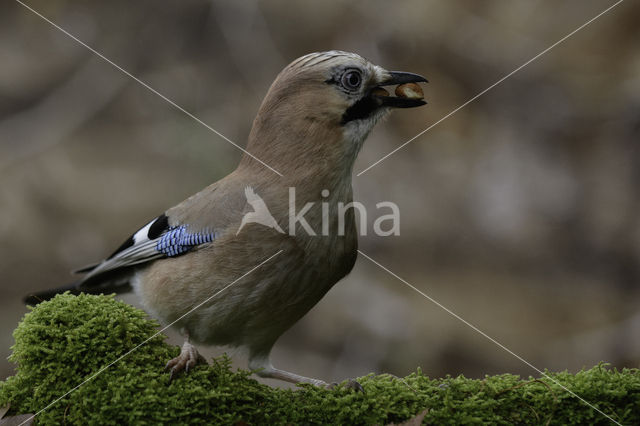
1,0 -> 639,387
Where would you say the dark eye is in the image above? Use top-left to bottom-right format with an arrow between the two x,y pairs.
341,70 -> 362,91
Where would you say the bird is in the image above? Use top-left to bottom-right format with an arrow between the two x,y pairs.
236,186 -> 284,235
25,51 -> 427,388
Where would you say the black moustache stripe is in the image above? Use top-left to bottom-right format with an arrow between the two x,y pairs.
341,96 -> 379,124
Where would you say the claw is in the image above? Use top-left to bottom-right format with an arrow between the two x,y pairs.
165,341 -> 206,382
327,378 -> 365,393
346,379 -> 365,393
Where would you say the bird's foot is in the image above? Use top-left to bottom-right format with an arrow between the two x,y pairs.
248,355 -> 363,391
327,378 -> 365,393
165,340 -> 207,381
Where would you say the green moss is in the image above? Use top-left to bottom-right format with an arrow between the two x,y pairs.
1,294 -> 638,425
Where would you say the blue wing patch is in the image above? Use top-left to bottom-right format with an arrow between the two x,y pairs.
156,226 -> 216,257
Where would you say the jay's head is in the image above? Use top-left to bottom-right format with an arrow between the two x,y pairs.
244,51 -> 427,177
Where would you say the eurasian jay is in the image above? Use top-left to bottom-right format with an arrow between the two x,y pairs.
25,51 -> 427,387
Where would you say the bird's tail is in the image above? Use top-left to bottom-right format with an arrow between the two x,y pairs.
24,271 -> 134,305
23,282 -> 83,306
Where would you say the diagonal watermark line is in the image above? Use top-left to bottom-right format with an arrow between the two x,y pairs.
19,250 -> 283,426
357,249 -> 622,425
357,0 -> 625,176
14,0 -> 283,177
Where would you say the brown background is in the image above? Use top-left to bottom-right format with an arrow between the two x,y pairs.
1,0 -> 639,388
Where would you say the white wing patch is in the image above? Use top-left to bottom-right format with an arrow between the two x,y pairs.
133,219 -> 155,245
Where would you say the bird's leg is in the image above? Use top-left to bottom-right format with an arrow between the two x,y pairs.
165,330 -> 207,381
248,354 -> 363,391
249,354 -> 328,387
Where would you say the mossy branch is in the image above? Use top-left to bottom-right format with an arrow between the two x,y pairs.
0,294 -> 638,425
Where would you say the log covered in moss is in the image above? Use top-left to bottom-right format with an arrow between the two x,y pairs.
0,293 -> 638,425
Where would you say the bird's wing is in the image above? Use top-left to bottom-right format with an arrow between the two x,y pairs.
244,186 -> 259,202
78,213 -> 216,288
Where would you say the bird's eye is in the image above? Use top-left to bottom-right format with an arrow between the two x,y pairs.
341,70 -> 362,91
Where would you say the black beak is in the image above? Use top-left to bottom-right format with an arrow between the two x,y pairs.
372,71 -> 428,108
382,71 -> 429,86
